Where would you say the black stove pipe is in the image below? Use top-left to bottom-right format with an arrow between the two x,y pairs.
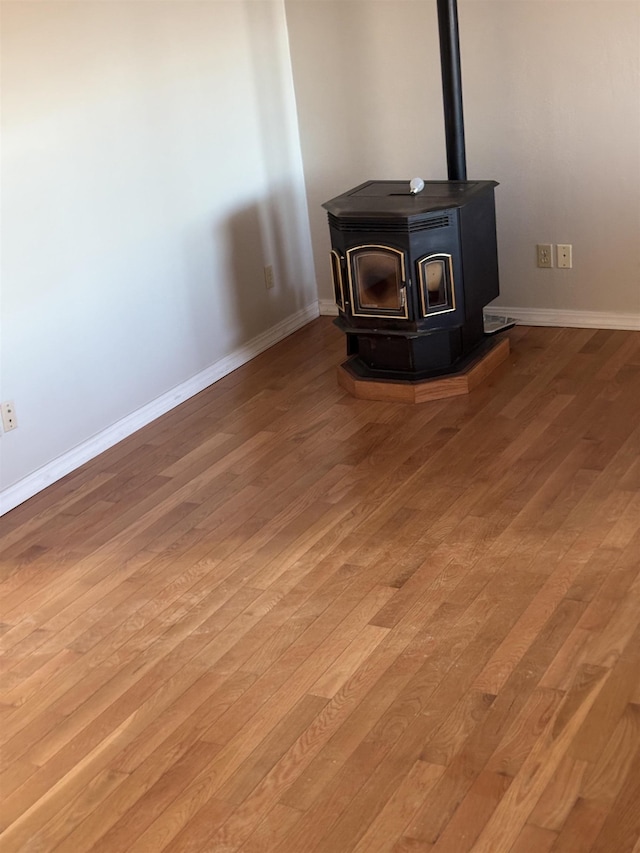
437,0 -> 467,181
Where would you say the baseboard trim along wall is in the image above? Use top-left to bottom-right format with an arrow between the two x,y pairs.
487,306 -> 640,331
319,300 -> 640,330
0,303 -> 320,516
318,300 -> 339,316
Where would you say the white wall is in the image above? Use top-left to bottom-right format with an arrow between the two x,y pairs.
285,0 -> 640,321
0,1 -> 316,504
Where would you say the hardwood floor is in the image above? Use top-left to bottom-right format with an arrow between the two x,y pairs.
1,318 -> 639,853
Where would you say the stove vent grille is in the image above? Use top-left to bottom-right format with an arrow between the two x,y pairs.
328,214 -> 451,234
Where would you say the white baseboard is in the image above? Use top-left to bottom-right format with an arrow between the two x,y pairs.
0,303 -> 320,516
486,307 -> 640,331
318,300 -> 339,317
320,297 -> 639,331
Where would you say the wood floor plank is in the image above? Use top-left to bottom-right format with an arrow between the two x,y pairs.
351,761 -> 445,853
50,672 -> 252,853
429,769 -> 512,852
278,600 -> 466,814
528,753 -> 589,832
508,824 -> 558,853
588,745 -> 640,853
1,320 -> 639,852
469,663 -> 610,853
405,596 -> 586,842
550,796 -> 610,853
579,703 -> 640,806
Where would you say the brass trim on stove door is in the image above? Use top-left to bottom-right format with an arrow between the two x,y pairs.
417,253 -> 456,318
330,250 -> 346,311
346,244 -> 408,320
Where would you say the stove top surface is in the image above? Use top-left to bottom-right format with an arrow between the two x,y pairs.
323,180 -> 498,219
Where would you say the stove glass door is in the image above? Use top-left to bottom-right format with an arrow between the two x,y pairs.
417,253 -> 455,317
347,245 -> 408,318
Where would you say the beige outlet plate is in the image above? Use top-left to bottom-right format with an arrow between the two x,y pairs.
537,244 -> 553,268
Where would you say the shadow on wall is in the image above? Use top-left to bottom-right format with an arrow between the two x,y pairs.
223,182 -> 314,351
224,200 -> 277,347
214,1 -> 316,352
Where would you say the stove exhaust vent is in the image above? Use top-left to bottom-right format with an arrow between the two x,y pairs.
437,0 -> 467,181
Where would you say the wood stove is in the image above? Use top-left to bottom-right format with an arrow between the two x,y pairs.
323,179 -> 500,380
324,0 -> 505,385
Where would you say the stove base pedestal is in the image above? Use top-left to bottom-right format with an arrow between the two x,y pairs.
337,336 -> 510,403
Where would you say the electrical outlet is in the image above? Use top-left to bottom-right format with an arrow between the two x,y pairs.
537,244 -> 553,268
557,244 -> 572,269
264,265 -> 275,290
1,401 -> 18,432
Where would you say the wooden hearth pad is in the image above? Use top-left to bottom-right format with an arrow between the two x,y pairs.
337,336 -> 510,403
